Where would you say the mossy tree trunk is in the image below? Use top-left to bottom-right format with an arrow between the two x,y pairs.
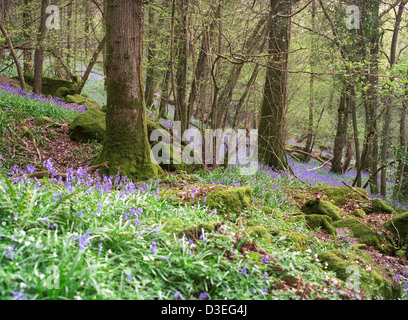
95,0 -> 162,180
258,0 -> 292,170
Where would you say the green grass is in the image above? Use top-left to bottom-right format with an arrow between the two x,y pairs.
0,88 -> 80,122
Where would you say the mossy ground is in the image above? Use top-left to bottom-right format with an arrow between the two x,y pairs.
318,249 -> 401,299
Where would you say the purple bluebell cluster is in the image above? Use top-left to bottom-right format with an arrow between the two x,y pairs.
0,84 -> 87,113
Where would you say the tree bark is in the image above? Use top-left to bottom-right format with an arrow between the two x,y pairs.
0,20 -> 26,90
95,0 -> 162,180
145,2 -> 157,110
330,83 -> 352,174
33,0 -> 49,95
258,0 -> 292,170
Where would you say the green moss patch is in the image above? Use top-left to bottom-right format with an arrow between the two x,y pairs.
65,94 -> 102,110
311,186 -> 369,206
69,107 -> 106,143
176,221 -> 219,240
371,198 -> 394,214
351,209 -> 367,219
246,226 -> 272,245
301,199 -> 344,221
206,186 -> 253,218
21,74 -> 76,97
318,249 -> 401,299
332,218 -> 391,253
384,212 -> 408,244
305,214 -> 337,236
271,229 -> 309,251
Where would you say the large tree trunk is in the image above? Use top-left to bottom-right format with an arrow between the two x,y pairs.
145,2 -> 157,110
33,0 -> 49,95
258,0 -> 292,170
95,0 -> 162,180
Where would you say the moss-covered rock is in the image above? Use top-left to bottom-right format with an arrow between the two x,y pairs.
318,249 -> 401,299
271,229 -> 309,251
384,212 -> 408,244
34,115 -> 53,126
160,217 -> 184,232
246,226 -> 272,244
69,107 -> 106,143
65,94 -> 101,110
176,221 -> 219,239
371,198 -> 394,214
301,199 -> 344,221
206,186 -> 253,218
311,186 -> 369,206
20,125 -> 33,139
305,214 -> 337,236
351,209 -> 367,219
21,74 -> 76,97
332,218 -> 392,253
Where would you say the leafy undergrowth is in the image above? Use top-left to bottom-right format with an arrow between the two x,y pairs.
1,85 -> 408,300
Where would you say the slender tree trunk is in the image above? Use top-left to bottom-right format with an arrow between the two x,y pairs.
380,1 -> 406,197
33,0 -> 49,95
232,62 -> 260,129
22,0 -> 33,74
0,20 -> 26,90
75,36 -> 106,94
331,83 -> 351,174
95,0 -> 161,180
351,86 -> 361,186
304,0 -> 316,157
173,0 -> 189,133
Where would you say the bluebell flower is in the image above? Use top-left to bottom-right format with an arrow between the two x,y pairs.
199,292 -> 208,299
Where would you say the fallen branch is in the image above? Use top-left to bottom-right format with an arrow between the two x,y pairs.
342,181 -> 370,200
24,162 -> 109,180
285,147 -> 331,166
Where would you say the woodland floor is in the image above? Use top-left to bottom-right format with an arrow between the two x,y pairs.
5,114 -> 408,298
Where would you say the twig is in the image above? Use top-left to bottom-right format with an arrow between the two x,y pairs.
342,181 -> 370,200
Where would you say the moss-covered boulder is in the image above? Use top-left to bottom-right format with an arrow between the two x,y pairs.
206,186 -> 253,218
65,94 -> 101,110
305,214 -> 337,236
332,218 -> 392,253
176,221 -> 219,239
384,212 -> 408,244
20,74 -> 76,97
311,186 -> 370,206
301,199 -> 344,221
351,209 -> 367,219
270,229 -> 309,251
318,249 -> 401,299
69,107 -> 106,143
371,198 -> 394,214
161,217 -> 184,233
246,226 -> 272,245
